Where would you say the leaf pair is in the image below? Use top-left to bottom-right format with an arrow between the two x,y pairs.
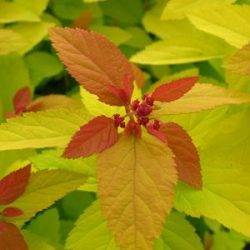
6,86 -> 79,118
0,165 -> 31,250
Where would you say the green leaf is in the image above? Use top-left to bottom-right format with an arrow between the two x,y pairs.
66,201 -> 117,250
162,0 -> 236,20
132,19 -> 233,65
27,208 -> 60,246
51,0 -> 86,20
131,36 -> 232,65
187,4 -> 250,48
125,27 -> 152,49
0,2 -> 40,23
66,201 -> 203,250
91,25 -> 131,46
100,0 -> 143,25
0,108 -> 91,151
24,51 -> 63,86
0,29 -> 27,56
10,169 -> 87,225
14,0 -> 49,16
0,54 -> 30,112
30,149 -> 96,192
61,191 -> 95,220
23,231 -> 54,250
174,110 -> 250,237
153,212 -> 203,250
10,22 -> 54,55
212,230 -> 245,250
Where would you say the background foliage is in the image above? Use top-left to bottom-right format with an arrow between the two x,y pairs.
0,0 -> 250,249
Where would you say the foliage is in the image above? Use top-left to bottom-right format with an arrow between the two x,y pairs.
0,0 -> 250,249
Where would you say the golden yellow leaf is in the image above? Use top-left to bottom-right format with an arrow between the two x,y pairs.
98,133 -> 177,249
151,83 -> 250,117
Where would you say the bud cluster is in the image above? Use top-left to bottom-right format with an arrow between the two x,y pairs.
114,114 -> 125,128
131,95 -> 154,126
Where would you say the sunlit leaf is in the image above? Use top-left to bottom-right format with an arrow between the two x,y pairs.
152,83 -> 250,117
98,133 -> 177,249
50,27 -> 134,106
0,108 -> 91,151
187,4 -> 250,48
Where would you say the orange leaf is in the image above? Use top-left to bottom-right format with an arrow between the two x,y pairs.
1,207 -> 23,218
64,116 -> 118,158
98,133 -> 177,249
13,87 -> 32,114
0,165 -> 31,205
151,77 -> 198,102
148,122 -> 202,189
0,222 -> 28,250
27,94 -> 80,112
131,63 -> 145,88
50,27 -> 134,106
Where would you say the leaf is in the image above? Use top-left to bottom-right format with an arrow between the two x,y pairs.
13,87 -> 32,114
151,77 -> 198,102
50,27 -> 134,106
153,212 -> 203,250
0,108 -> 91,151
0,165 -> 31,205
125,27 -> 152,49
10,169 -> 86,225
51,0 -> 87,20
66,201 -> 203,250
24,51 -> 63,86
0,222 -> 28,250
211,230 -> 245,250
100,0 -> 143,25
0,1 -> 39,23
174,111 -> 250,237
27,95 -> 80,112
66,201 -> 117,250
0,54 -> 30,112
14,0 -> 49,16
131,35 -> 233,65
225,43 -> 250,76
162,0 -> 236,20
80,83 -> 141,117
23,231 -> 54,250
151,83 -> 250,117
27,208 -> 60,246
148,122 -> 201,189
10,22 -> 54,55
98,133 -> 177,249
187,4 -> 250,48
0,29 -> 27,56
64,116 -> 118,158
1,207 -> 24,217
91,25 -> 131,46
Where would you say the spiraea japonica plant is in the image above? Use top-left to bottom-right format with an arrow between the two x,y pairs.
47,27 -> 250,249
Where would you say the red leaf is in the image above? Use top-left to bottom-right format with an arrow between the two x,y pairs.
64,116 -> 119,158
13,87 -> 32,114
0,165 -> 31,205
1,207 -> 23,218
151,77 -> 198,102
50,27 -> 134,106
0,222 -> 28,250
148,122 -> 202,189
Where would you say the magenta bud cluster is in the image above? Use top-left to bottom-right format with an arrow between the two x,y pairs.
131,95 -> 155,126
114,114 -> 125,128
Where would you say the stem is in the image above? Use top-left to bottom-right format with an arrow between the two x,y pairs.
125,105 -> 134,121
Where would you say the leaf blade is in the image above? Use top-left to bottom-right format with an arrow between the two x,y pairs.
64,116 -> 118,158
98,133 -> 177,249
50,27 -> 134,106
